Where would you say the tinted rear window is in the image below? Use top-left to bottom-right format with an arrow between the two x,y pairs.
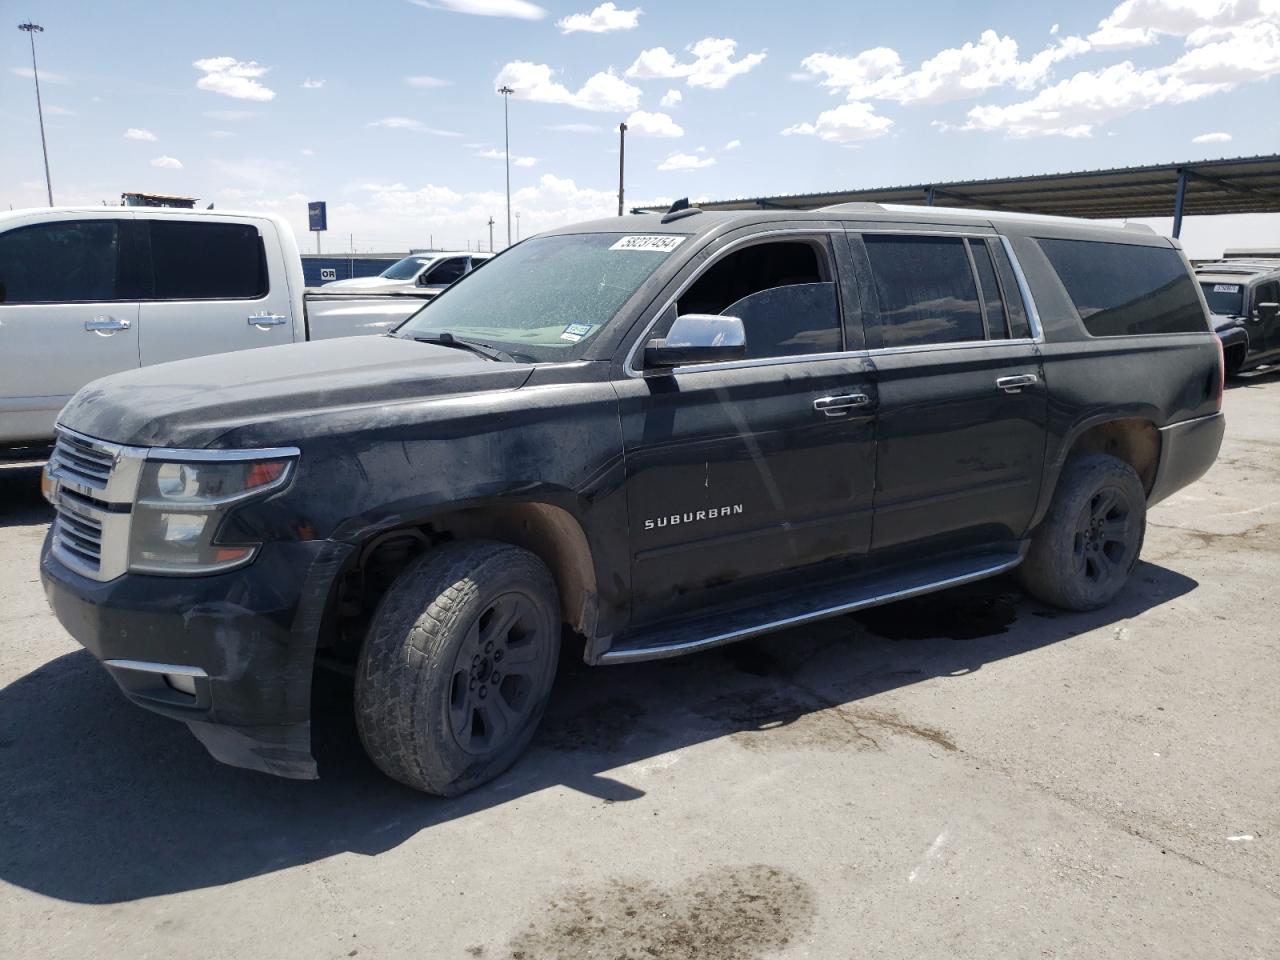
148,221 -> 268,300
1038,239 -> 1205,336
865,235 -> 984,347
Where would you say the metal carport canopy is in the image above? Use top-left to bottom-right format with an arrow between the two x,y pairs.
636,154 -> 1280,237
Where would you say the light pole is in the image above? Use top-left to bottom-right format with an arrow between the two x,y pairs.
18,22 -> 53,206
487,216 -> 495,253
499,85 -> 513,247
617,121 -> 627,217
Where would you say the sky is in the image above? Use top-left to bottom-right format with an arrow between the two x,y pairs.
2,0 -> 1278,257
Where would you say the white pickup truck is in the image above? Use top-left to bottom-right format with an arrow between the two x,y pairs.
0,207 -> 441,448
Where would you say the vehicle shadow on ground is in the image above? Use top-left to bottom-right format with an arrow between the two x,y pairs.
0,561 -> 1196,904
0,464 -> 51,530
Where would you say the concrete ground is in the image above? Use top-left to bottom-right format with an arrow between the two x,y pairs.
2,379 -> 1277,960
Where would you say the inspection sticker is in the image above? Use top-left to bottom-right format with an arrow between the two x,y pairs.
1213,284 -> 1241,293
560,322 -> 595,342
609,235 -> 687,253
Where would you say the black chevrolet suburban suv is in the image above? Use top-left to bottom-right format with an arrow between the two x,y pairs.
40,203 -> 1226,795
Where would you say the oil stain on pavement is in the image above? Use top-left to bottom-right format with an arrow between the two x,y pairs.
502,864 -> 815,960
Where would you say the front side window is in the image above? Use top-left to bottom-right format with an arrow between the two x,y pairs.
865,235 -> 984,347
672,238 -> 841,359
148,220 -> 268,300
0,220 -> 121,303
397,233 -> 683,360
1039,238 -> 1205,336
425,257 -> 468,286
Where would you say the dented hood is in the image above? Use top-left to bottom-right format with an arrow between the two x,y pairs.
58,334 -> 534,449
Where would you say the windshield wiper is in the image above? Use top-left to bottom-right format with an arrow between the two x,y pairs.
411,331 -> 514,363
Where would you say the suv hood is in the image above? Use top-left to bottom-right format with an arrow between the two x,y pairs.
59,335 -> 534,449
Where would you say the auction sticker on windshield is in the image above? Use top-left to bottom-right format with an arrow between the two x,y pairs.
1214,284 -> 1241,293
609,235 -> 687,253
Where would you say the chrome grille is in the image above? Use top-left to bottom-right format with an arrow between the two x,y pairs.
48,428 -> 146,582
52,431 -> 115,489
53,502 -> 103,572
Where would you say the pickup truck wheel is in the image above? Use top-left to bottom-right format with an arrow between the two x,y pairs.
1019,454 -> 1146,612
354,540 -> 560,796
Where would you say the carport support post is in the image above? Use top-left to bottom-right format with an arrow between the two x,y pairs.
1173,168 -> 1188,239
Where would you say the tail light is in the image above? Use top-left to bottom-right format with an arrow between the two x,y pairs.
1213,335 -> 1225,411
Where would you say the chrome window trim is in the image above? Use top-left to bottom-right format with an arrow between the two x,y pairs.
622,227 -> 1047,378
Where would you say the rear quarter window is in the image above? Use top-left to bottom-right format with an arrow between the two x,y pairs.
1037,238 -> 1206,337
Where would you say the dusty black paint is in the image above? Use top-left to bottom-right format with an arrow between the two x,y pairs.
41,207 -> 1226,780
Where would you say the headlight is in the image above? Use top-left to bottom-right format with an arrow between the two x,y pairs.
128,451 -> 297,575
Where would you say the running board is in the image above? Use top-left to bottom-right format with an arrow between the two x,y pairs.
599,548 -> 1026,664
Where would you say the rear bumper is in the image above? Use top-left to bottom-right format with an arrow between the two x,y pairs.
40,535 -> 353,779
1148,411 -> 1226,507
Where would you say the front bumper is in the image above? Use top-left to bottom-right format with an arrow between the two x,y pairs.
1148,411 -> 1227,507
40,535 -> 353,779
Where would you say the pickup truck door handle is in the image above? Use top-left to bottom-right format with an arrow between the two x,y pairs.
813,393 -> 871,417
84,316 -> 131,334
996,374 -> 1038,393
248,313 -> 288,328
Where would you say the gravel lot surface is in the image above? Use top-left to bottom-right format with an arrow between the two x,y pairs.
2,378 -> 1277,960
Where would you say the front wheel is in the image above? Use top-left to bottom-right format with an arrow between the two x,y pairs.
1019,453 -> 1147,611
355,540 -> 561,795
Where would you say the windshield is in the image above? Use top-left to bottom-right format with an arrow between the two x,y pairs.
381,256 -> 434,280
396,233 -> 686,360
1200,281 -> 1244,316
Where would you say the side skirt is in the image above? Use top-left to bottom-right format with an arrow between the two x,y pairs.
597,544 -> 1027,664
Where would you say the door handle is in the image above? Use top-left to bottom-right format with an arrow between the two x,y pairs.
248,313 -> 288,328
996,374 -> 1038,394
84,316 -> 131,334
813,393 -> 871,417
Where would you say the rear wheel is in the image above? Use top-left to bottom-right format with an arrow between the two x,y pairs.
355,540 -> 560,795
1224,343 -> 1247,379
1019,454 -> 1146,611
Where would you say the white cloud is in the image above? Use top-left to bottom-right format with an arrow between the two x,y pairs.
798,31 -> 1090,106
660,88 -> 683,107
627,37 -> 767,89
10,66 -> 70,84
1088,0 -> 1280,50
478,147 -> 539,166
724,138 -> 742,150
301,78 -> 325,89
405,75 -> 452,88
194,56 -> 276,101
557,2 -> 641,33
781,101 -> 894,142
546,122 -> 604,132
43,105 -> 76,116
658,152 -> 716,171
494,61 -> 641,111
301,147 -> 315,155
408,0 -> 546,19
124,128 -> 157,141
1193,131 -> 1233,142
625,110 -> 683,137
151,156 -> 183,169
368,116 -> 463,136
207,130 -> 234,139
963,19 -> 1280,137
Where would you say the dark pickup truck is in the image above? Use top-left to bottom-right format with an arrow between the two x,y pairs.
40,203 -> 1225,795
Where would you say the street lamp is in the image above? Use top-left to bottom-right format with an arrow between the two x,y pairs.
487,216 -> 495,253
18,22 -> 53,206
499,85 -> 513,247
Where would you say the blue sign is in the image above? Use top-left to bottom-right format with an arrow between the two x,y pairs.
308,201 -> 327,232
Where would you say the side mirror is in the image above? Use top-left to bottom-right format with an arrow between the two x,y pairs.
417,273 -> 432,287
1256,301 -> 1279,322
644,313 -> 746,368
